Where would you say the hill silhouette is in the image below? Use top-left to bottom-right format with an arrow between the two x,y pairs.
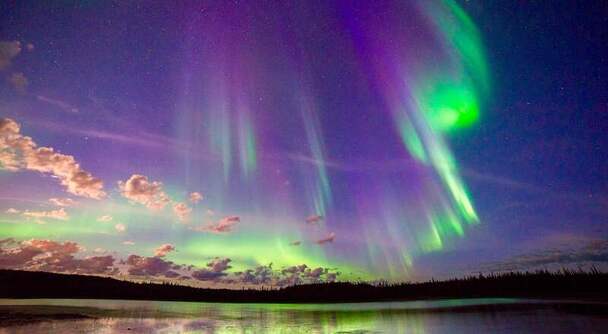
1,269 -> 607,303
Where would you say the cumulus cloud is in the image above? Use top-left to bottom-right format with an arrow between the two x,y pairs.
305,214 -> 323,224
189,192 -> 203,203
192,216 -> 240,234
5,208 -> 20,214
8,72 -> 28,93
0,238 -> 116,275
192,260 -> 340,287
49,198 -> 77,207
125,254 -> 181,277
0,118 -> 106,199
0,41 -> 21,70
1,238 -> 341,286
97,215 -> 113,223
0,231 -> 343,287
316,232 -> 335,245
154,244 -> 176,257
114,223 -> 126,232
118,174 -> 170,211
233,264 -> 274,285
191,257 -> 232,281
173,202 -> 192,222
277,264 -> 338,286
22,208 -> 69,222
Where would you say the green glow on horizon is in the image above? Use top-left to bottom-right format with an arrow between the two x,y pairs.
177,233 -> 370,281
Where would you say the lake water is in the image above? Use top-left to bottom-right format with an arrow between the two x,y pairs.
0,298 -> 607,333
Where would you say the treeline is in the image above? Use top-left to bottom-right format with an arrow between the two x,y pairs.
0,269 -> 607,303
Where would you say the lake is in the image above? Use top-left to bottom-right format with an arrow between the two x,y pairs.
0,298 -> 606,333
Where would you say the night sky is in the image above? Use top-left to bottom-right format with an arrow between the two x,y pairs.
1,1 -> 607,287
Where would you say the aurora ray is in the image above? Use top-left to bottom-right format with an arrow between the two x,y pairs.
0,0 -> 496,285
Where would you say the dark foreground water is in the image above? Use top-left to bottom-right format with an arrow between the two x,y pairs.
0,298 -> 607,333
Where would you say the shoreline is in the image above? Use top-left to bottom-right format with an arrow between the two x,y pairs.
2,299 -> 608,328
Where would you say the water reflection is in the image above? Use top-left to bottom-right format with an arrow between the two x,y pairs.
0,299 -> 606,333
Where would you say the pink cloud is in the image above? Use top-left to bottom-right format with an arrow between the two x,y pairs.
154,244 -> 176,257
118,174 -> 170,211
125,254 -> 180,277
191,258 -> 232,281
0,118 -> 106,199
0,238 -> 116,275
49,198 -> 77,207
173,202 -> 192,222
22,208 -> 69,222
189,192 -> 203,203
316,232 -> 336,245
193,216 -> 240,234
306,214 -> 323,224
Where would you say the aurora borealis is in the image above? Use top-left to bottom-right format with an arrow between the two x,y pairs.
1,1 -> 608,287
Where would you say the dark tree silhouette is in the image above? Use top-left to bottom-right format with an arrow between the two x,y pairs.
1,268 -> 607,303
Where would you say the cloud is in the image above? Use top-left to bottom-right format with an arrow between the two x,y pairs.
36,95 -> 79,113
8,72 -> 28,93
125,254 -> 181,277
0,238 -> 116,275
118,174 -> 170,211
482,239 -> 608,272
22,208 -> 69,222
49,198 -> 77,207
0,238 -> 341,286
0,118 -> 106,199
118,176 -> 193,221
189,192 -> 203,203
316,232 -> 335,245
114,223 -> 126,232
191,258 -> 232,281
5,208 -> 19,214
97,215 -> 113,223
173,202 -> 192,222
192,216 -> 240,234
0,41 -> 21,70
306,214 -> 323,224
275,264 -> 339,286
154,244 -> 176,257
188,259 -> 341,286
122,241 -> 135,246
233,264 -> 274,285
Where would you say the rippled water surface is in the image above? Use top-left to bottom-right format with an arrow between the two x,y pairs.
1,298 -> 607,333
